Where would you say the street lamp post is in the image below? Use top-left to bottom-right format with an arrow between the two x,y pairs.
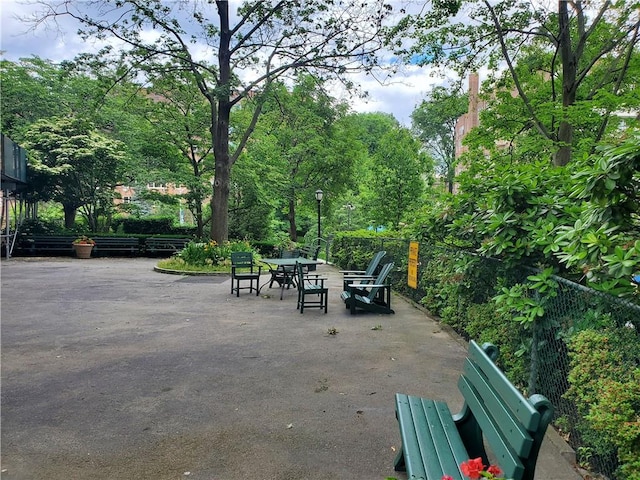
345,203 -> 355,229
315,189 -> 323,240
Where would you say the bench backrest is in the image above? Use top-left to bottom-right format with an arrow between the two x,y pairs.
364,250 -> 386,276
457,341 -> 554,480
231,252 -> 254,269
364,262 -> 394,300
281,249 -> 300,259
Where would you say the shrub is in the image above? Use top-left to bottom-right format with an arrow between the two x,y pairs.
566,327 -> 640,479
177,240 -> 256,267
120,217 -> 174,234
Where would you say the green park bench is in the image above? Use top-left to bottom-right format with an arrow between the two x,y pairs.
144,237 -> 191,256
393,340 -> 554,480
93,237 -> 140,256
28,235 -> 76,255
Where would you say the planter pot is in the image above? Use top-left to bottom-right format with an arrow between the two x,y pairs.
73,243 -> 94,259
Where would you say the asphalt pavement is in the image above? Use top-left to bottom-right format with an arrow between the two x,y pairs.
1,257 -> 583,480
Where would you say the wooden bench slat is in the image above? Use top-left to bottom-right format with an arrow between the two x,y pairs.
468,341 -> 540,431
428,399 -> 469,478
398,395 -> 442,479
145,237 -> 190,255
396,394 -> 469,480
458,375 -> 525,479
462,359 -> 533,457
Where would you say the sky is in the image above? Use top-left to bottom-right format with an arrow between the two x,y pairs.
0,0 -> 453,127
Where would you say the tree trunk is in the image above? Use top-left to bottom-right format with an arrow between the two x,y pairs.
210,1 -> 232,243
555,0 -> 577,167
210,141 -> 231,243
288,196 -> 297,242
554,121 -> 573,166
194,200 -> 204,238
63,203 -> 76,229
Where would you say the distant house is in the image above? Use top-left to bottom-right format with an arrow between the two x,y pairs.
454,73 -> 486,161
114,183 -> 190,206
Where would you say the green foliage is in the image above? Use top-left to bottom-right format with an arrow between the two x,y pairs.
555,134 -> 640,297
411,86 -> 468,192
21,116 -> 127,231
177,240 -> 256,268
17,218 -> 65,235
361,126 -> 433,229
566,328 -> 640,479
388,0 -> 640,165
464,303 -> 528,387
239,74 -> 366,241
424,133 -> 640,304
494,268 -> 559,326
330,230 -> 395,270
120,217 -> 174,235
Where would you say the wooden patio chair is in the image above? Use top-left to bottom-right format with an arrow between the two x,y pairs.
341,262 -> 395,315
295,262 -> 328,313
340,250 -> 386,290
268,249 -> 299,289
230,252 -> 262,297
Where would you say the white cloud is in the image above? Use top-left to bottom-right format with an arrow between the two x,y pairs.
332,65 -> 454,127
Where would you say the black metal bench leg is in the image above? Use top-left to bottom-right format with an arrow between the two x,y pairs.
393,447 -> 406,472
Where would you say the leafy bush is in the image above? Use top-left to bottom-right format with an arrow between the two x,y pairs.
464,302 -> 528,388
177,240 -> 256,267
17,218 -> 62,235
331,230 -> 391,270
120,217 -> 174,234
566,327 -> 640,479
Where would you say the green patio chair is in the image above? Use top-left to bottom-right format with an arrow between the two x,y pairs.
296,262 -> 328,313
340,250 -> 386,290
341,262 -> 395,315
230,252 -> 262,297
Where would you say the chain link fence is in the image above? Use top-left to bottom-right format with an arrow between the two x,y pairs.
331,237 -> 640,480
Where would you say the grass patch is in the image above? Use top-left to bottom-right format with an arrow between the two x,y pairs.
157,257 -> 230,273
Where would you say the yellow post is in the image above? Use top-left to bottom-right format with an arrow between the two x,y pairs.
408,241 -> 419,289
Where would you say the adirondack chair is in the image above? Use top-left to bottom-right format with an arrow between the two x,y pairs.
340,250 -> 386,290
230,252 -> 262,297
295,262 -> 328,313
341,262 -> 395,315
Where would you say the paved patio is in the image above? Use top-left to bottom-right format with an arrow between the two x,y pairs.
1,257 -> 582,480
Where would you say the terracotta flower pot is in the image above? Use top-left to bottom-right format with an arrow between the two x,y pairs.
73,243 -> 94,259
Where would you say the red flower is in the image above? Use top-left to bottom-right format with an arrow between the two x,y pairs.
487,465 -> 503,477
460,457 -> 485,479
441,476 -> 455,480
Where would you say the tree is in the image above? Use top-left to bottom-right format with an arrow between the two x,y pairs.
30,0 -> 394,242
240,75 -> 366,241
22,117 -> 126,230
0,56 -> 111,137
347,112 -> 400,156
362,127 -> 433,229
411,86 -> 467,193
390,0 -> 640,166
125,64 -> 215,237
